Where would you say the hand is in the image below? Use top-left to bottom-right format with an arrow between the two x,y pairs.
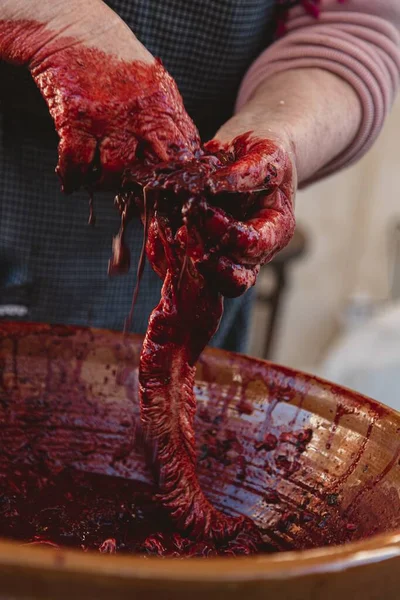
0,0 -> 200,193
183,121 -> 297,298
124,115 -> 297,298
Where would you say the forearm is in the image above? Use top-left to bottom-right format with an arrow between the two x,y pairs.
229,67 -> 362,185
234,0 -> 400,185
0,0 -> 152,64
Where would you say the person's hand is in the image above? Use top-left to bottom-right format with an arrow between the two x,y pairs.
124,114 -> 297,298
182,121 -> 297,298
0,0 -> 200,193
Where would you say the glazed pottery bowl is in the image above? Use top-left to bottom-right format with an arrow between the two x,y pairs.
0,321 -> 399,600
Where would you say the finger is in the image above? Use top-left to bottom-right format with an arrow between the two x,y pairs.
234,187 -> 296,264
56,126 -> 97,194
197,255 -> 259,298
140,123 -> 196,163
99,134 -> 139,189
186,188 -> 295,266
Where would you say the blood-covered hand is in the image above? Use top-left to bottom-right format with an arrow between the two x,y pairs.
124,126 -> 296,299
0,0 -> 200,193
183,131 -> 296,297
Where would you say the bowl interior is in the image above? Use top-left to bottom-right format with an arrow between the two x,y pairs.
0,322 -> 399,553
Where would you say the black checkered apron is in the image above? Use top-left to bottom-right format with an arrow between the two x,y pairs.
0,0 -> 276,352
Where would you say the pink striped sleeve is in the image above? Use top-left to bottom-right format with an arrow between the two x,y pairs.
235,0 -> 400,182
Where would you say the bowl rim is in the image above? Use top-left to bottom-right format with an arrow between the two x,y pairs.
0,322 -> 400,581
0,533 -> 400,582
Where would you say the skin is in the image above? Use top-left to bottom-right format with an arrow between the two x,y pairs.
216,67 -> 362,186
1,0 -> 153,63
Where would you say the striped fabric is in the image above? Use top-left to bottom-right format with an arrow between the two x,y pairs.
237,0 -> 400,184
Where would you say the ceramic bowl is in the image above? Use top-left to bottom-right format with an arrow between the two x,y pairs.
0,322 -> 399,600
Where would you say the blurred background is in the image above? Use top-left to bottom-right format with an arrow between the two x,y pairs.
248,96 -> 400,411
